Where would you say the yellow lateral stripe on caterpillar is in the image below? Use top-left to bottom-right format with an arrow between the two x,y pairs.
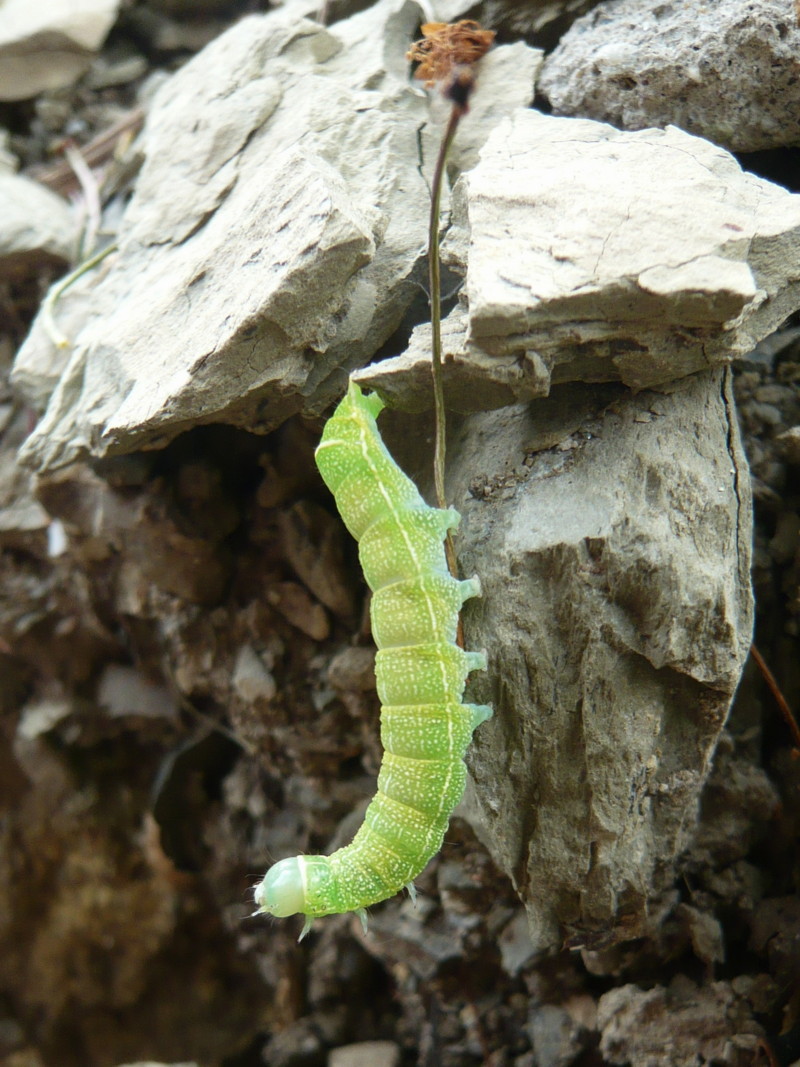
253,381 -> 492,936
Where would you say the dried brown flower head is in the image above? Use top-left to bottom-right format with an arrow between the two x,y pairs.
407,19 -> 495,101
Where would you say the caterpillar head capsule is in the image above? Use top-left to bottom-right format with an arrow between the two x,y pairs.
253,857 -> 305,917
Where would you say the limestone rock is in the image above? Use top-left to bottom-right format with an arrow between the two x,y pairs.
538,0 -> 800,153
0,173 -> 76,279
439,111 -> 800,402
360,111 -> 800,408
353,304 -> 552,410
449,369 -> 752,950
597,981 -> 762,1066
0,0 -> 121,100
527,1001 -> 593,1067
13,1 -> 538,473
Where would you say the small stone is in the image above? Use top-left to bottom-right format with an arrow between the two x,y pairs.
777,426 -> 800,466
268,581 -> 330,640
0,0 -> 122,100
0,173 -> 75,279
327,646 -> 376,692
597,981 -> 758,1066
675,904 -> 725,967
17,699 -> 73,741
278,501 -> 356,619
328,1041 -> 401,1067
527,1003 -> 587,1067
499,910 -> 537,976
232,645 -> 277,703
96,664 -> 178,720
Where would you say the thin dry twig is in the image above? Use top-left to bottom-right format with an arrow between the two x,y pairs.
427,106 -> 460,537
63,141 -> 103,259
750,642 -> 800,755
41,241 -> 117,349
28,106 -> 145,197
407,18 -> 494,645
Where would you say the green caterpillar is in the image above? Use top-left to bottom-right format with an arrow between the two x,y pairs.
253,381 -> 491,937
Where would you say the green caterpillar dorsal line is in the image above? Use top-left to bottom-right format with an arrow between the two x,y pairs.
253,381 -> 491,937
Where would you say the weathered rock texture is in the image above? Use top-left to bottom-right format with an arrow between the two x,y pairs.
597,981 -> 765,1066
0,0 -> 121,100
443,369 -> 753,949
358,109 -> 800,409
538,0 -> 800,154
12,0 -> 540,473
0,172 -> 76,279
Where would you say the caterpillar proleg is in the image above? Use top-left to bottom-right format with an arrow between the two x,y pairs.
253,381 -> 491,936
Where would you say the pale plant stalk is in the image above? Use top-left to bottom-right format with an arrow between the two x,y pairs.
428,106 -> 461,584
408,20 -> 494,628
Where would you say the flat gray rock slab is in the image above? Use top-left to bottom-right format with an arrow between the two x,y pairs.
353,303 -> 552,410
358,110 -> 800,408
0,0 -> 121,100
537,0 -> 800,153
13,1 -> 539,473
448,368 -> 752,950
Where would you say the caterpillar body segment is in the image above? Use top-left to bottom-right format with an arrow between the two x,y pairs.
358,506 -> 460,588
375,644 -> 486,706
380,702 -> 492,759
254,381 -> 491,932
371,575 -> 481,648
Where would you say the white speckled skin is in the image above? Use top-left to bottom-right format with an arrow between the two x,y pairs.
254,382 -> 491,925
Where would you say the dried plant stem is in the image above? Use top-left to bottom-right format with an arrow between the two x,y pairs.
64,142 -> 102,260
428,105 -> 461,581
750,642 -> 800,755
42,241 -> 117,349
408,19 -> 494,642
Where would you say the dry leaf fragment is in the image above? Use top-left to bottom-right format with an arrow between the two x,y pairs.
406,19 -> 495,91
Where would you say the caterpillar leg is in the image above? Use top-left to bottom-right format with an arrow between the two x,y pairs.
465,650 -> 488,674
357,385 -> 385,419
298,916 -> 314,942
406,882 -> 417,904
467,703 -> 493,730
356,908 -> 369,935
459,576 -> 481,603
442,506 -> 461,532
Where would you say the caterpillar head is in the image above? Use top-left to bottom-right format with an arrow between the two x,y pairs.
253,857 -> 306,917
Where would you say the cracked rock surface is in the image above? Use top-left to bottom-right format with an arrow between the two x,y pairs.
442,369 -> 753,948
537,0 -> 800,153
12,0 -> 539,474
357,109 -> 800,407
